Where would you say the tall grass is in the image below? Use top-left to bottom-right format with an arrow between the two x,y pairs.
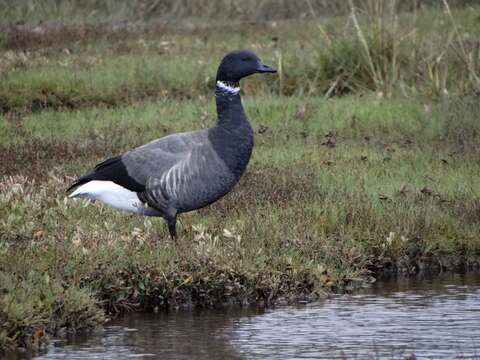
308,0 -> 480,97
1,0 -> 477,27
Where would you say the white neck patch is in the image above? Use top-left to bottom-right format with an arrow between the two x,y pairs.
216,81 -> 240,95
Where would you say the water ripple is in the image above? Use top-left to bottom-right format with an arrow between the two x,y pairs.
229,273 -> 480,359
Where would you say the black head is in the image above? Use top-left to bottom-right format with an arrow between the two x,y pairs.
216,49 -> 277,83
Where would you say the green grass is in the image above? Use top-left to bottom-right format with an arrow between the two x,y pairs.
1,4 -> 479,112
1,1 -> 480,353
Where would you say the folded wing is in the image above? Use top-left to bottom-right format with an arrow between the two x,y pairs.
67,130 -> 208,195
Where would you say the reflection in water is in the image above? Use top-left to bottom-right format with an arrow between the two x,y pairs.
28,273 -> 480,359
35,308 -> 261,360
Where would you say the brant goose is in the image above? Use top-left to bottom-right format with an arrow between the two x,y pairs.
67,49 -> 276,238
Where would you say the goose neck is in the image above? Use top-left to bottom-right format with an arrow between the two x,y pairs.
215,81 -> 246,128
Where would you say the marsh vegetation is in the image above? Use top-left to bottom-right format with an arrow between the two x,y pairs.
1,0 -> 480,352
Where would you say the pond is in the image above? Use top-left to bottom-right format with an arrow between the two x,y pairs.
23,272 -> 480,359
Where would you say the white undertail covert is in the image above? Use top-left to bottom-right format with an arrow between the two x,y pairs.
68,180 -> 159,215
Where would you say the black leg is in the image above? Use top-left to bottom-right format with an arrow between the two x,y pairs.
167,217 -> 177,240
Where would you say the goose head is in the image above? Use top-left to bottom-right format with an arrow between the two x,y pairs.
216,49 -> 276,83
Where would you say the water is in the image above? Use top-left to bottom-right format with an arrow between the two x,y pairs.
24,273 -> 480,359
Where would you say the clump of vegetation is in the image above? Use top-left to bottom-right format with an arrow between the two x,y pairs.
0,270 -> 105,351
302,0 -> 480,97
